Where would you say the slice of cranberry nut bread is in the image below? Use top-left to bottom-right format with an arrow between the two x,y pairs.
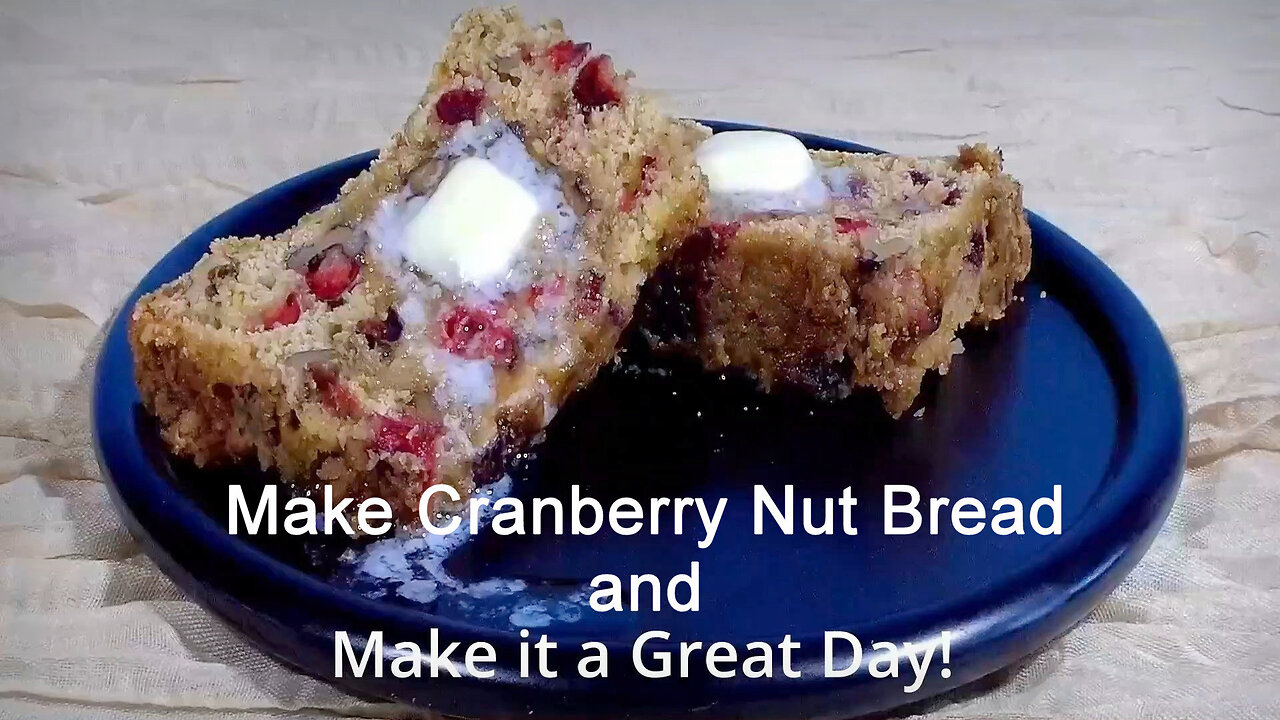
636,131 -> 1031,416
130,7 -> 705,521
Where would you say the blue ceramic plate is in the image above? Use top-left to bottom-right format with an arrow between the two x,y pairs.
94,122 -> 1185,719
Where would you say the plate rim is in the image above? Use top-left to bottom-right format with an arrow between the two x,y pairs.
93,120 -> 1187,717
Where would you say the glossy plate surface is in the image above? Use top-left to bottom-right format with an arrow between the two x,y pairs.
94,122 -> 1186,719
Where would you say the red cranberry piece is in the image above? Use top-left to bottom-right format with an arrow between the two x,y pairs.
527,275 -> 567,311
835,217 -> 872,234
545,40 -> 591,72
573,270 -> 605,319
439,304 -> 518,365
909,169 -> 930,186
436,88 -> 485,125
262,293 -> 301,329
372,414 -> 441,461
310,366 -> 361,418
573,55 -> 623,113
305,245 -> 359,302
916,307 -> 942,338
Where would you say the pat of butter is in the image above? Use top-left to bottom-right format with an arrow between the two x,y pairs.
402,157 -> 539,285
695,130 -> 816,195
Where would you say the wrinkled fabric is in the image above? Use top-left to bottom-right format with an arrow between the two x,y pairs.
1,1 -> 1277,718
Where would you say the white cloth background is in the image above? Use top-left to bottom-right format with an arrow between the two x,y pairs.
1,1 -> 1277,718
